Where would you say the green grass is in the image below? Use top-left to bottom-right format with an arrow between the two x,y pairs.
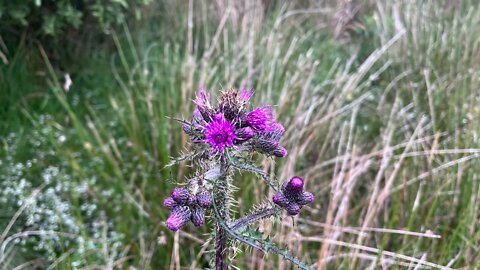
1,1 -> 480,269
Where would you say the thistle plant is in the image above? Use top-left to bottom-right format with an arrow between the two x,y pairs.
165,88 -> 314,269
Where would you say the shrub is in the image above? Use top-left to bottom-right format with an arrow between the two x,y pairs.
0,0 -> 151,36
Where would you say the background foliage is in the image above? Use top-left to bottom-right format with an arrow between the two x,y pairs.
0,0 -> 151,36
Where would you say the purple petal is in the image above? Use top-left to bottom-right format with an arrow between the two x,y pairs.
245,107 -> 275,131
238,89 -> 254,103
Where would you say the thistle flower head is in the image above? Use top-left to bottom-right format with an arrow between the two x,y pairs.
245,106 -> 275,132
253,125 -> 287,157
272,176 -> 314,216
182,88 -> 287,157
203,113 -> 238,155
171,187 -> 190,204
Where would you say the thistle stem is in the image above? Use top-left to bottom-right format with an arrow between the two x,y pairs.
215,158 -> 229,270
229,207 -> 278,232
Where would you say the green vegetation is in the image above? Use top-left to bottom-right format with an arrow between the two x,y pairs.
1,1 -> 480,269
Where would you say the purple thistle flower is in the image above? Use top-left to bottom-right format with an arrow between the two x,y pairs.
245,107 -> 275,132
203,113 -> 238,155
272,176 -> 314,216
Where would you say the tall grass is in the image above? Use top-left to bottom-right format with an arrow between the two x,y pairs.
1,0 -> 480,269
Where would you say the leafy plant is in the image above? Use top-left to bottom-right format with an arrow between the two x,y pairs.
0,0 -> 151,36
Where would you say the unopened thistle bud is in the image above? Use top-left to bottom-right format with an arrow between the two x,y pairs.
273,146 -> 287,157
197,191 -> 213,208
166,206 -> 191,231
171,188 -> 190,204
285,176 -> 303,194
235,127 -> 254,143
286,203 -> 301,216
272,176 -> 314,216
191,207 -> 206,227
163,197 -> 177,210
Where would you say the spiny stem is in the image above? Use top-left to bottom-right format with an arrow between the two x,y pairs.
229,207 -> 278,231
212,201 -> 312,270
228,158 -> 278,191
215,158 -> 229,270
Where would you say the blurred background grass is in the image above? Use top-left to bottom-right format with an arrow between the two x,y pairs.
1,0 -> 480,269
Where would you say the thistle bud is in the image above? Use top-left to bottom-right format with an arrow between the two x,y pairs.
191,207 -> 205,227
187,194 -> 197,206
285,177 -> 304,195
272,176 -> 313,216
235,127 -> 254,143
286,203 -> 301,216
272,192 -> 289,207
182,123 -> 195,136
297,191 -> 314,205
256,138 -> 279,153
163,197 -> 177,210
197,191 -> 213,208
171,188 -> 190,204
273,146 -> 287,157
166,206 -> 191,231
